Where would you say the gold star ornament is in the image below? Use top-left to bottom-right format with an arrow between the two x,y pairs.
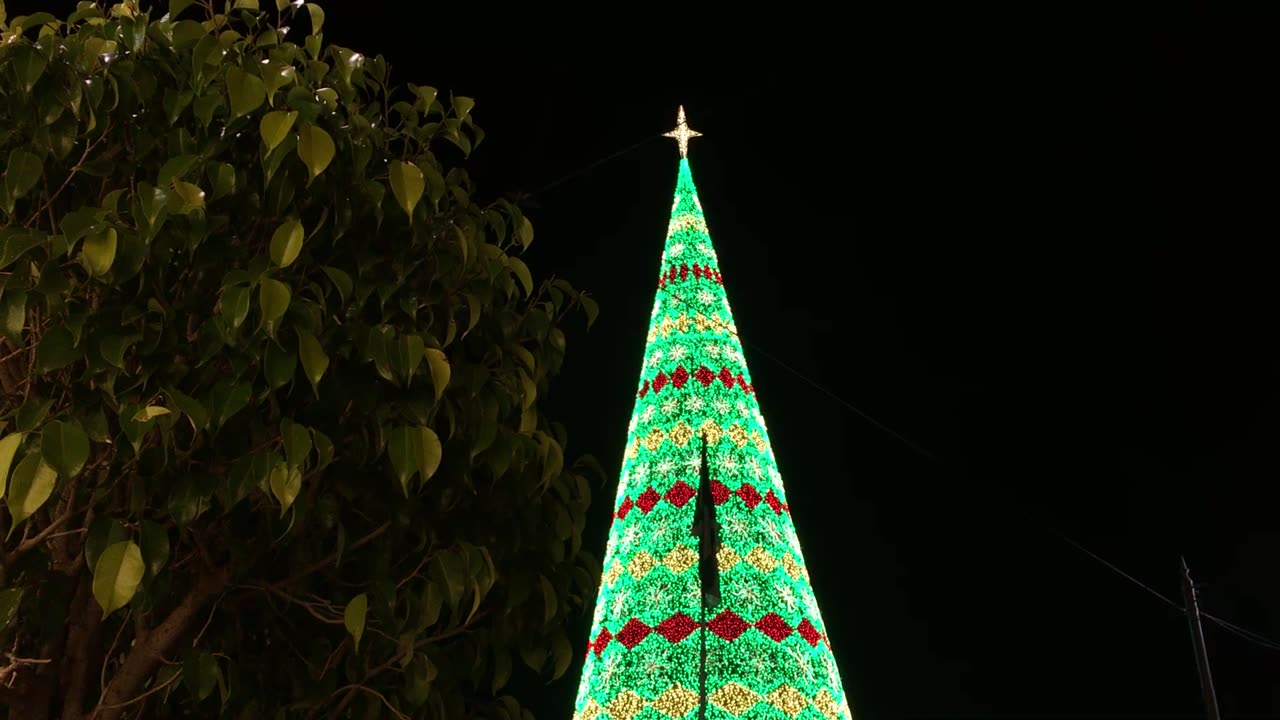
663,105 -> 702,158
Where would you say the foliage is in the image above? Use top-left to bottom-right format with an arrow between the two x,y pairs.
0,2 -> 602,718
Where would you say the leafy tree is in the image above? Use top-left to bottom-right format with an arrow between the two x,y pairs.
0,2 -> 602,719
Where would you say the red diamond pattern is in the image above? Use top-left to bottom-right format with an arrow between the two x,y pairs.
615,619 -> 653,649
655,612 -> 698,643
754,613 -> 794,642
711,480 -> 731,505
719,367 -> 735,388
764,489 -> 784,515
653,371 -> 669,393
638,379 -> 650,398
671,365 -> 690,389
593,627 -> 613,656
596,612 -> 824,652
737,483 -> 763,509
665,481 -> 696,508
796,619 -> 822,647
708,610 -> 750,641
636,487 -> 661,513
617,481 -> 786,517
694,365 -> 716,387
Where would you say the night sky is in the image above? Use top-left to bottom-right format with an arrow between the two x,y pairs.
17,3 -> 1280,717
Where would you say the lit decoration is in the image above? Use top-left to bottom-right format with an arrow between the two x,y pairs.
571,109 -> 852,719
662,105 -> 702,158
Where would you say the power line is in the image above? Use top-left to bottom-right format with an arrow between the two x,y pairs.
664,291 -> 936,461
525,122 -> 1280,669
1202,613 -> 1280,654
1049,531 -> 1183,611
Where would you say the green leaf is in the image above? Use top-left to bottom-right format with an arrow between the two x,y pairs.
81,226 -> 117,276
424,348 -> 450,401
418,427 -> 442,483
297,330 -> 328,396
85,517 -> 128,573
132,406 -> 171,422
296,124 -> 335,182
0,588 -> 23,634
167,385 -> 209,431
517,216 -> 533,249
183,651 -> 218,702
538,575 -> 557,625
451,96 -> 476,121
344,593 -> 367,651
93,541 -> 144,616
5,455 -> 57,539
268,218 -> 303,267
432,551 -> 465,614
581,295 -> 599,330
169,0 -> 197,18
550,631 -> 572,680
506,257 -> 533,297
386,426 -> 415,496
0,432 -> 25,499
258,278 -> 291,332
91,325 -> 131,367
417,581 -> 443,631
221,284 -> 251,329
40,419 -> 89,479
268,462 -> 301,516
1,229 -> 46,270
422,162 -> 445,206
388,160 -> 425,222
491,646 -> 512,694
169,179 -> 206,213
321,266 -> 351,305
281,418 -> 311,469
35,324 -> 78,373
226,66 -> 266,120
15,398 -> 53,434
11,46 -> 48,93
306,3 -> 325,34
4,149 -> 42,202
137,182 -> 168,225
394,334 -> 424,386
462,293 -> 481,338
263,341 -> 296,389
259,110 -> 296,152
312,429 -> 334,469
208,162 -> 236,200
1,290 -> 25,344
158,155 -> 198,186
139,520 -> 170,577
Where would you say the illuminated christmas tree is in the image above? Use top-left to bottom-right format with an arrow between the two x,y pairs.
571,108 -> 853,720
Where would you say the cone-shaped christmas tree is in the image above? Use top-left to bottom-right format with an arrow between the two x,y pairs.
571,108 -> 853,720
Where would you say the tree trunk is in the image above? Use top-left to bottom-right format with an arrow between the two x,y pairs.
92,568 -> 229,720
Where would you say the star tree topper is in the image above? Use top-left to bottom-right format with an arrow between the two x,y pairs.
664,105 -> 702,158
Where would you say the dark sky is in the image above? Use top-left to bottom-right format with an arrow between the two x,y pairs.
355,16 -> 1275,718
19,2 -> 1280,717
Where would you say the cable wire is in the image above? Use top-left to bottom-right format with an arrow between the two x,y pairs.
664,291 -> 937,461
1202,613 -> 1280,653
511,119 -> 1280,664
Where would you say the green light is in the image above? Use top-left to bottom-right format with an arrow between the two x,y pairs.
571,158 -> 853,719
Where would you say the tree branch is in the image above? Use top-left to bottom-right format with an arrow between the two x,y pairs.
90,567 -> 230,720
271,521 -> 391,589
59,574 -> 103,720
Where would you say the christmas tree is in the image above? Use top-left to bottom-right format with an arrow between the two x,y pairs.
571,108 -> 853,720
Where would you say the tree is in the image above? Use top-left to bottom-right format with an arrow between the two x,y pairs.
570,120 -> 853,719
0,2 -> 602,718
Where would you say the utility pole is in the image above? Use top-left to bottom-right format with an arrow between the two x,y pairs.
1180,557 -> 1220,720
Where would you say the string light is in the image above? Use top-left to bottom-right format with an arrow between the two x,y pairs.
571,142 -> 852,718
